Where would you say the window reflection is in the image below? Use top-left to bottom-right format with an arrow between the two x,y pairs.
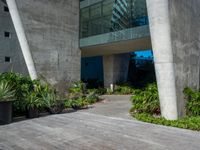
80,0 -> 148,38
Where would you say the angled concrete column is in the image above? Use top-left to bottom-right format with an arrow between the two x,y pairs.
6,0 -> 37,79
147,0 -> 178,120
6,0 -> 81,92
103,53 -> 130,88
147,0 -> 200,119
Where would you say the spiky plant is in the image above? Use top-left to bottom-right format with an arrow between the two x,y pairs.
0,80 -> 15,102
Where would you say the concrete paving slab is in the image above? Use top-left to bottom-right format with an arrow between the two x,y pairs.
80,95 -> 132,119
0,95 -> 199,150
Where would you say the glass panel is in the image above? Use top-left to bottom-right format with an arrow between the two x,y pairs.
102,0 -> 114,16
90,3 -> 102,19
80,0 -> 148,38
81,7 -> 89,21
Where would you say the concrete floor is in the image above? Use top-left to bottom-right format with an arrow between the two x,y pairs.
80,95 -> 132,119
0,95 -> 200,150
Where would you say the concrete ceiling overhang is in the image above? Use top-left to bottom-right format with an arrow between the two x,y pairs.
81,36 -> 152,57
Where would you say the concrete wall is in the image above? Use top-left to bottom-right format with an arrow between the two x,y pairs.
103,53 -> 130,88
169,0 -> 200,116
0,1 -> 28,74
147,0 -> 200,119
9,0 -> 81,91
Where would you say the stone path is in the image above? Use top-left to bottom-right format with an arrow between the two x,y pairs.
0,95 -> 200,150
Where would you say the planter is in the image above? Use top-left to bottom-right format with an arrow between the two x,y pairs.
48,106 -> 64,114
0,101 -> 12,125
48,100 -> 65,114
48,104 -> 65,114
26,108 -> 39,119
71,105 -> 81,110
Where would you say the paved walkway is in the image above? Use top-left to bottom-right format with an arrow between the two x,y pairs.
0,95 -> 200,150
80,95 -> 132,119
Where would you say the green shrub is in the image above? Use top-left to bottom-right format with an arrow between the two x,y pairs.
134,113 -> 200,131
64,99 -> 72,108
24,91 -> 44,110
0,73 -> 36,114
130,83 -> 160,115
34,83 -> 56,109
184,87 -> 200,116
87,88 -> 106,95
68,81 -> 84,94
0,80 -> 15,101
114,83 -> 135,95
0,72 -> 35,100
48,100 -> 65,114
0,72 -> 63,115
67,81 -> 101,109
130,85 -> 200,131
86,91 -> 99,104
67,97 -> 88,109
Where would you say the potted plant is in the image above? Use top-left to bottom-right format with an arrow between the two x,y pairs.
0,80 -> 15,124
25,91 -> 44,118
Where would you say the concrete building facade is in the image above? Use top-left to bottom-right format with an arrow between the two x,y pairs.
0,0 -> 200,120
0,0 -> 27,74
4,0 -> 81,92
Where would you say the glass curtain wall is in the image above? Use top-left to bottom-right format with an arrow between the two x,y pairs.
80,0 -> 148,38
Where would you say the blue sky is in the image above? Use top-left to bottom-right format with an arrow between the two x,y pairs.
133,50 -> 153,58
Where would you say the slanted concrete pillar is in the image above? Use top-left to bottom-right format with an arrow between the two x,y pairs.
6,0 -> 37,79
147,0 -> 200,120
103,53 -> 130,88
147,0 -> 178,120
6,0 -> 81,92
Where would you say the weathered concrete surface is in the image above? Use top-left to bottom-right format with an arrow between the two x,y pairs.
0,1 -> 28,74
147,0 -> 200,119
147,0 -> 178,120
7,0 -> 38,79
170,0 -> 200,117
0,112 -> 200,150
8,0 -> 81,91
103,53 -> 130,88
80,95 -> 132,119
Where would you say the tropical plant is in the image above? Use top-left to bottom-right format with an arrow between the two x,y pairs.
68,97 -> 88,109
48,99 -> 65,114
114,83 -> 135,95
64,99 -> 72,108
24,91 -> 44,110
130,83 -> 160,115
86,91 -> 99,104
184,87 -> 200,116
33,83 -> 56,108
134,113 -> 200,131
0,72 -> 36,114
68,81 -> 84,94
0,72 -> 34,100
87,88 -> 106,95
0,80 -> 15,102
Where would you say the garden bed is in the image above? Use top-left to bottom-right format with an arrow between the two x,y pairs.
0,73 -> 101,125
130,83 -> 200,131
